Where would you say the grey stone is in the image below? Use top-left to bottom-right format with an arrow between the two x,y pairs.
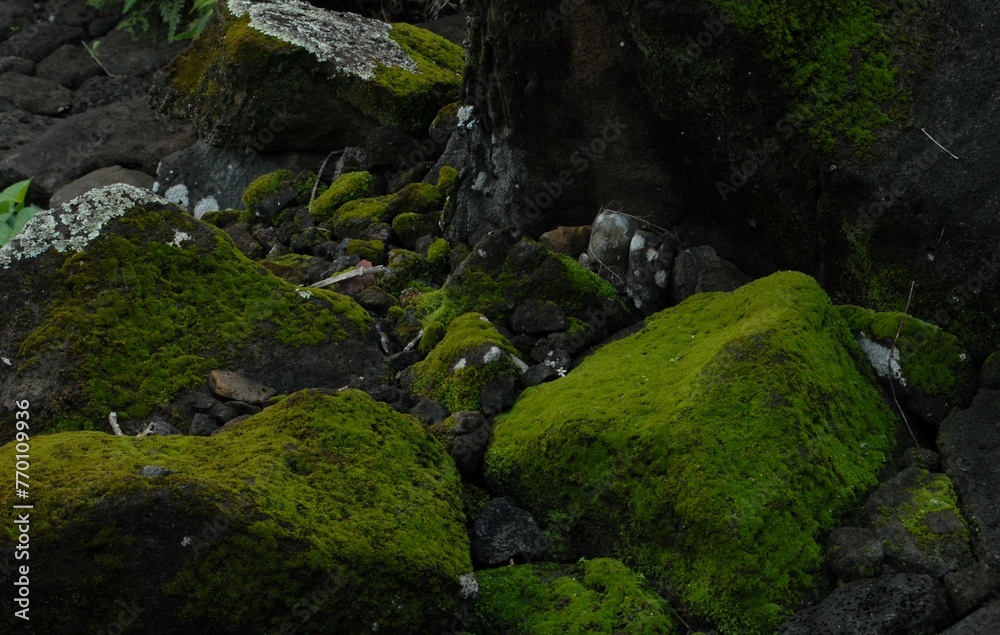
626,229 -> 679,315
221,221 -> 265,260
539,225 -> 591,258
49,165 -> 155,209
0,73 -> 71,115
980,352 -> 1000,390
480,374 -> 517,417
138,420 -> 182,437
510,299 -> 567,335
826,527 -> 885,581
522,363 -> 558,388
139,465 -> 175,478
472,497 -> 548,566
208,402 -> 238,425
671,245 -> 751,303
409,397 -> 448,424
778,573 -> 951,635
444,411 -> 491,477
208,370 -> 276,406
190,413 -> 220,437
0,109 -> 55,154
0,23 -> 87,62
944,563 -> 1000,617
585,209 -> 637,290
0,56 -> 34,75
36,43 -> 101,88
211,414 -> 253,435
88,26 -> 189,77
357,287 -> 396,315
71,75 -> 150,113
188,392 -> 217,411
940,598 -> 1000,635
227,401 -> 261,417
940,390 -> 1000,568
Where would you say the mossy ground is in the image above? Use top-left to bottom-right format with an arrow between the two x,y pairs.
485,271 -> 897,634
471,558 -> 678,634
411,312 -> 521,412
0,389 -> 470,633
309,171 -> 375,223
16,204 -> 370,434
837,305 -> 972,402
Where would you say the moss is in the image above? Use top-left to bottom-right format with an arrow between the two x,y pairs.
0,389 -> 471,633
419,319 -> 447,355
411,313 -> 521,412
258,252 -> 320,283
875,470 -> 970,555
17,204 -> 370,433
485,272 -> 897,634
435,164 -> 458,197
471,558 -> 677,634
309,171 -> 376,222
837,305 -> 972,402
344,239 -> 387,264
339,22 -> 464,136
431,101 -> 461,130
242,169 -> 296,211
200,209 -> 255,229
330,176 -> 447,239
427,237 -> 451,268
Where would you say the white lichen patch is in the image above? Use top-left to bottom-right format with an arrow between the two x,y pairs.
296,289 -> 313,299
168,230 -> 192,248
193,196 -> 220,219
229,0 -> 418,80
0,184 -> 173,269
857,331 -> 907,387
165,183 -> 190,208
453,358 -> 468,371
459,573 -> 479,600
483,346 -> 503,364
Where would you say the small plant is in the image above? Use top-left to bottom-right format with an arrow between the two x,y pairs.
85,0 -> 217,41
0,180 -> 42,247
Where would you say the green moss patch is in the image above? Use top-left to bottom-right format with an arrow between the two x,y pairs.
837,305 -> 973,404
16,203 -> 370,434
486,271 -> 897,634
309,171 -> 376,222
471,558 -> 677,634
410,312 -> 522,412
0,389 -> 471,633
330,177 -> 447,239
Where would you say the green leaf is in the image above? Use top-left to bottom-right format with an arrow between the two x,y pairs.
0,205 -> 40,247
0,179 -> 31,211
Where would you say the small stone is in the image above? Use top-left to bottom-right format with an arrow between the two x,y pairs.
944,563 -> 1000,617
190,413 -> 220,437
409,397 -> 448,424
211,414 -> 253,435
481,374 -> 517,417
510,299 -> 567,335
137,420 -> 182,437
540,225 -> 592,258
357,286 -> 397,315
139,465 -> 175,478
227,401 -> 262,417
208,401 -> 239,425
208,370 -> 276,405
188,391 -> 218,411
472,497 -> 549,566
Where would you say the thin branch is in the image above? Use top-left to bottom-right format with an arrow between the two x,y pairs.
889,281 -> 919,448
308,150 -> 343,208
921,128 -> 959,160
108,411 -> 123,436
308,265 -> 387,289
84,42 -> 119,78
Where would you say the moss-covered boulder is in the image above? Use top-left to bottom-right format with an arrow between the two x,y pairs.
0,185 -> 382,440
485,271 -> 898,634
838,306 -> 975,424
0,389 -> 472,633
470,558 -> 678,634
150,0 -> 464,150
309,170 -> 376,223
407,312 -> 525,413
328,168 -> 453,239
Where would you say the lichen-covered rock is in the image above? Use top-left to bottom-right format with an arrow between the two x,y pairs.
407,312 -> 525,413
0,184 -> 381,440
150,0 -> 464,150
470,558 -> 678,634
865,467 -> 973,577
0,389 -> 472,634
838,305 -> 974,425
485,271 -> 898,634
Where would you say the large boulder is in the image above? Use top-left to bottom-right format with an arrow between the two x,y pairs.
150,0 -> 465,150
0,389 -> 472,633
0,184 -> 383,440
485,271 -> 899,634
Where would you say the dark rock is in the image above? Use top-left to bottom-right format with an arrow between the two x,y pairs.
510,299 -> 567,335
208,370 -> 276,406
778,573 -> 951,635
0,72 -> 71,115
366,125 -> 420,172
940,598 -> 1000,635
539,225 -> 591,258
1,98 -> 197,200
71,75 -> 150,113
361,221 -> 394,242
472,497 -> 548,566
409,397 -> 448,424
864,466 -> 973,577
49,165 -> 155,209
221,221 -> 265,260
0,1 -> 33,40
188,392 -> 217,411
826,527 -> 884,581
138,420 -> 182,437
905,447 -> 941,471
437,410 -> 491,478
944,563 -> 1000,618
522,363 -> 558,388
89,26 -> 188,77
939,390 -> 1000,568
35,43 -> 101,88
671,245 -> 751,303
480,374 -> 517,417
388,349 -> 422,372
980,352 -> 1000,389
0,56 -> 34,75
255,188 -> 298,223
416,12 -> 468,45
312,240 -> 342,260
584,209 -> 637,290
153,141 -> 325,217
208,401 -> 238,425
0,23 -> 86,62
41,0 -> 103,30
357,286 -> 396,315
226,401 -> 261,417
0,109 -> 55,154
190,413 -> 220,437
392,211 -> 439,249
252,226 -> 282,251
510,333 -> 536,358
626,229 -> 679,315
210,414 -> 253,435
138,465 -> 175,478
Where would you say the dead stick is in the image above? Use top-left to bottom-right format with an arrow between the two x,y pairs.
889,281 -> 919,448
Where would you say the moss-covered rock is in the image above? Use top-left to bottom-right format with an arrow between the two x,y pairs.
485,271 -> 898,634
309,171 -> 376,222
838,305 -> 974,424
150,0 -> 464,150
0,185 -> 380,440
408,312 -> 524,413
471,558 -> 678,634
0,389 -> 472,634
344,238 -> 387,264
330,176 -> 447,239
